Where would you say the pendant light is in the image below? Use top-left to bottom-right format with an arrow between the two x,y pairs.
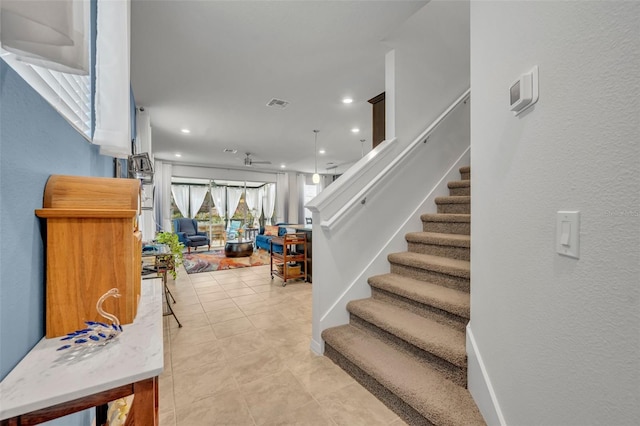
312,130 -> 320,184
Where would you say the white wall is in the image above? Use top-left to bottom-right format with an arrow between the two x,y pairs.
469,2 -> 640,425
384,0 -> 469,146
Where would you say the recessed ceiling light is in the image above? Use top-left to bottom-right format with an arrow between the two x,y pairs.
181,128 -> 190,134
223,148 -> 238,154
319,149 -> 326,154
351,127 -> 360,133
175,153 -> 182,157
280,164 -> 286,168
342,97 -> 353,104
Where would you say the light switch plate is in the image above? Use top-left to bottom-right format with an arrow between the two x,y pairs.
556,211 -> 580,258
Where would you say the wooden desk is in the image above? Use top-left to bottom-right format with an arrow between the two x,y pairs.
0,279 -> 164,425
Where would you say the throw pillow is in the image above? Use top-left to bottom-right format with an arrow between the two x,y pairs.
264,225 -> 279,236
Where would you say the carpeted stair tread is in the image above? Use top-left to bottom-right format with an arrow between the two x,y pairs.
322,325 -> 485,426
459,166 -> 470,180
368,273 -> 470,319
347,298 -> 467,367
406,232 -> 470,248
421,213 -> 470,223
434,196 -> 470,204
421,214 -> 471,235
388,252 -> 470,279
447,180 -> 471,196
447,180 -> 470,189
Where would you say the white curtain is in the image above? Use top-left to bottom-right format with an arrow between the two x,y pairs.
244,188 -> 260,226
171,185 -> 190,219
189,186 -> 208,219
93,0 -> 131,158
257,187 -> 264,224
226,187 -> 243,223
263,183 -> 276,225
0,0 -> 90,74
210,186 -> 226,219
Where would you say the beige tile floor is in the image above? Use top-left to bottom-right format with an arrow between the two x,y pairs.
159,262 -> 406,426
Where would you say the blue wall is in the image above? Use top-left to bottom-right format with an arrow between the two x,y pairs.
0,60 -> 113,381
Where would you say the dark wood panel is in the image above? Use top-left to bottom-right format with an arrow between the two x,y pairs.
368,92 -> 385,149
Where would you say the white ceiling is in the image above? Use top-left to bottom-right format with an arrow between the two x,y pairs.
130,0 -> 427,175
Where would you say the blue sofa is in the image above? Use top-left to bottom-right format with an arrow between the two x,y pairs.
255,225 -> 287,254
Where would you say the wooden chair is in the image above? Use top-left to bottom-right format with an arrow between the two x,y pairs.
210,224 -> 226,247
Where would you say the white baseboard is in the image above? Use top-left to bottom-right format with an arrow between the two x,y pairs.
466,323 -> 506,426
310,338 -> 324,356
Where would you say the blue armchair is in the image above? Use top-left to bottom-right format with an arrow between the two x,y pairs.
173,218 -> 210,253
227,220 -> 243,241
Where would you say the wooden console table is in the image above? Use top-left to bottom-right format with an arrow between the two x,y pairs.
0,279 -> 164,425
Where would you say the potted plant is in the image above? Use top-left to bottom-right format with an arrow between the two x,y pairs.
155,231 -> 184,280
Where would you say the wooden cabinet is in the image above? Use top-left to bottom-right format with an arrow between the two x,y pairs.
35,175 -> 142,338
270,233 -> 307,286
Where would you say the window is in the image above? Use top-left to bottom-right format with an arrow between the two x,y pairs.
9,60 -> 92,138
0,0 -> 91,138
0,0 -> 131,157
231,196 -> 255,226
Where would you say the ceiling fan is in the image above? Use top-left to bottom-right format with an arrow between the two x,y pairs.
243,152 -> 271,167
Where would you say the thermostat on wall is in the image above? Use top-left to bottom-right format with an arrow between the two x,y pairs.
510,66 -> 539,116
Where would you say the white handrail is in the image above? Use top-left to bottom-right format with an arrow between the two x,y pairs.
306,137 -> 397,213
319,88 -> 471,231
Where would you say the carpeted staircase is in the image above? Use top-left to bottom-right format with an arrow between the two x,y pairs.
322,166 -> 485,426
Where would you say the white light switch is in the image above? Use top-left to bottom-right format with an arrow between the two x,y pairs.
557,211 -> 580,258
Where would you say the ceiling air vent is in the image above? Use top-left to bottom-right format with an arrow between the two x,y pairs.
266,98 -> 290,109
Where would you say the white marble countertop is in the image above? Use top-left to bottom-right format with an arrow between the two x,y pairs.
0,279 -> 164,420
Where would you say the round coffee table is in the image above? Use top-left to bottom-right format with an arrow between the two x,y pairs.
224,241 -> 254,257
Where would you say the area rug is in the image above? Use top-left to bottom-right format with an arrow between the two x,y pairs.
183,249 -> 270,274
